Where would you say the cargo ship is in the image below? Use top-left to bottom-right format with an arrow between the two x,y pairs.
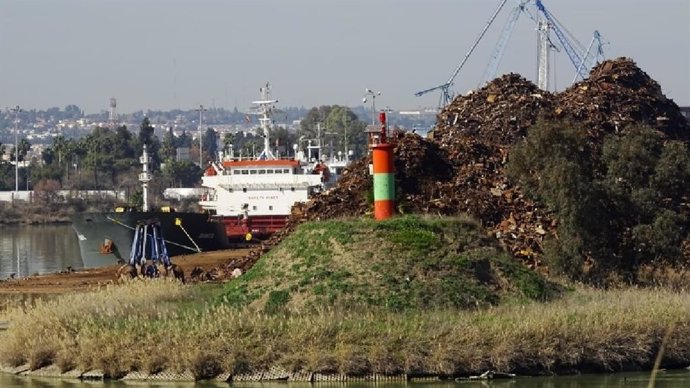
71,145 -> 230,268
198,83 -> 348,240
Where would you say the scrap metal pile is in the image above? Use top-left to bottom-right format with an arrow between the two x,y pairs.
226,57 -> 688,274
554,58 -> 688,142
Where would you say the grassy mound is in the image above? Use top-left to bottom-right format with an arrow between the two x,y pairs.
220,215 -> 560,312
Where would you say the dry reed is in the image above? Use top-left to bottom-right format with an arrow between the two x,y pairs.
1,282 -> 688,379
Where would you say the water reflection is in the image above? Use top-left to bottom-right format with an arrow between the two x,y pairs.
0,225 -> 83,280
3,370 -> 690,387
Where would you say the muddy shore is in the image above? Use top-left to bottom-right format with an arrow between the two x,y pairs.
0,248 -> 251,295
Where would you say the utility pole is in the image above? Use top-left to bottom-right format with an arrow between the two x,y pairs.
10,105 -> 22,193
195,105 -> 208,167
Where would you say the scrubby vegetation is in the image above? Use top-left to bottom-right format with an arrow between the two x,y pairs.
1,280 -> 688,379
509,120 -> 690,284
220,216 -> 561,312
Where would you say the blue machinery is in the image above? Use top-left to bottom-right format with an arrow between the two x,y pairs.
128,220 -> 172,278
415,0 -> 607,108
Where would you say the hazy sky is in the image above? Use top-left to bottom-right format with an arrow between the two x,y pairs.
1,0 -> 688,114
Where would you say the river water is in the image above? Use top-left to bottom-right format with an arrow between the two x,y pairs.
2,370 -> 690,387
0,224 -> 83,280
3,227 -> 690,386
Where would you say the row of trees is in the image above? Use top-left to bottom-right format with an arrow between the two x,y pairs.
0,106 -> 367,206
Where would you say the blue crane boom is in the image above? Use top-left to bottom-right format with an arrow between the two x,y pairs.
479,0 -> 530,87
573,30 -> 606,83
415,0 -> 509,108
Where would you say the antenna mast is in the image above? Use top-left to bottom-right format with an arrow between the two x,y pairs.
253,83 -> 278,160
109,97 -> 118,129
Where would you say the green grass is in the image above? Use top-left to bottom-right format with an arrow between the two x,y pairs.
219,215 -> 560,312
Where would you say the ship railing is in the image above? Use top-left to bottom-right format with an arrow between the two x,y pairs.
218,182 -> 315,190
220,155 -> 300,163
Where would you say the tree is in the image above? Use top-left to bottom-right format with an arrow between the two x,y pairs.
64,104 -> 82,119
300,106 -> 333,142
137,117 -> 161,171
161,160 -> 201,187
202,127 -> 218,164
325,105 -> 367,158
33,179 -> 62,209
177,130 -> 192,148
161,127 -> 176,162
10,138 -> 31,163
81,127 -> 116,188
300,105 -> 367,159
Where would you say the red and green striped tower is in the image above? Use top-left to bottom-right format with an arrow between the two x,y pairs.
372,112 -> 395,220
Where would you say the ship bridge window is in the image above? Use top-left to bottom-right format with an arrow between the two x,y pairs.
284,168 -> 290,174
233,170 -> 241,175
250,170 -> 258,175
241,170 -> 249,175
258,169 -> 266,174
267,169 -> 274,174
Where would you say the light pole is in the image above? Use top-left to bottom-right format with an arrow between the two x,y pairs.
363,88 -> 381,125
10,105 -> 22,193
195,104 -> 208,167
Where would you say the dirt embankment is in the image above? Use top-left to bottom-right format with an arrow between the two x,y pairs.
0,248 -> 252,295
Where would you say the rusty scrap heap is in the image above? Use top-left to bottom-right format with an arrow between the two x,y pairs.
554,58 -> 688,142
235,57 -> 687,272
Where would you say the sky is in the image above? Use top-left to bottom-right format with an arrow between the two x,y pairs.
0,0 -> 688,115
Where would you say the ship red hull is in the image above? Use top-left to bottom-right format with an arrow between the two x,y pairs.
217,215 -> 289,240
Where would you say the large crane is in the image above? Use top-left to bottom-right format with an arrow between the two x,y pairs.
479,0 -> 531,87
535,0 -> 603,85
415,0 -> 509,108
572,30 -> 606,83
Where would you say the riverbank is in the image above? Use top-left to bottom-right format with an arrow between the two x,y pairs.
0,247 -> 251,295
0,280 -> 687,382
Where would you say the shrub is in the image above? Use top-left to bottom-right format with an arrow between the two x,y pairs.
509,120 -> 690,284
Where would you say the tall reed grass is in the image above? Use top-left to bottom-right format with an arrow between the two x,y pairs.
1,281 -> 688,380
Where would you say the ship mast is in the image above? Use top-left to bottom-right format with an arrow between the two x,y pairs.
253,83 -> 279,160
139,144 -> 152,212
